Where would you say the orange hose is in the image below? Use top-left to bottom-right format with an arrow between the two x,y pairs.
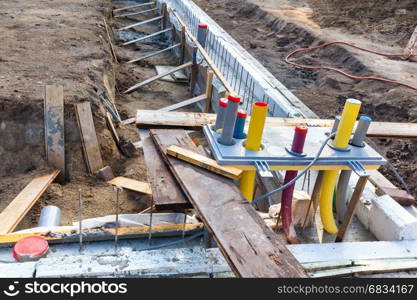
285,41 -> 417,91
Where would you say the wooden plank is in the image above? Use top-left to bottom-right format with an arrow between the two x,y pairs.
0,223 -> 202,247
158,94 -> 206,112
124,62 -> 192,94
204,71 -> 214,112
138,129 -> 191,210
135,110 -> 417,139
166,145 -> 242,180
107,176 -> 152,195
75,102 -> 104,174
44,85 -> 65,183
0,171 -> 60,234
150,129 -> 307,278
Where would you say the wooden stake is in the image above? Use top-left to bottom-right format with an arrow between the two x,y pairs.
335,175 -> 369,242
204,71 -> 214,112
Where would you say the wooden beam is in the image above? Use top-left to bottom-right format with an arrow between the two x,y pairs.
107,176 -> 152,195
167,145 -> 242,180
171,10 -> 234,94
138,129 -> 191,210
103,18 -> 118,63
0,223 -> 202,247
114,7 -> 158,19
150,129 -> 307,278
204,71 -> 214,112
44,85 -> 65,183
124,62 -> 192,94
123,27 -> 173,46
113,1 -> 155,13
158,94 -> 206,112
75,102 -> 103,174
135,110 -> 417,139
0,171 -> 60,234
119,16 -> 163,31
335,176 -> 369,242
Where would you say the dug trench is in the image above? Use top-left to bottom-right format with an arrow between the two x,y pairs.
194,0 -> 417,198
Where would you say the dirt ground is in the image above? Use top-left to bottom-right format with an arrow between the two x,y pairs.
194,0 -> 417,198
0,0 -> 200,230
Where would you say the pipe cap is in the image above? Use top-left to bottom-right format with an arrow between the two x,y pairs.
198,24 -> 208,29
295,125 -> 308,135
227,94 -> 240,103
237,109 -> 247,118
13,236 -> 49,262
218,98 -> 228,107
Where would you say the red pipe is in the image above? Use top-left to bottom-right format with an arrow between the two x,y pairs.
280,125 -> 308,243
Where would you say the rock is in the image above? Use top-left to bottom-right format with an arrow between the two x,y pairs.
95,166 -> 115,181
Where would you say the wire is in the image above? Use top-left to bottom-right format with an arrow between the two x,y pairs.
138,231 -> 204,252
285,41 -> 417,91
252,132 -> 336,205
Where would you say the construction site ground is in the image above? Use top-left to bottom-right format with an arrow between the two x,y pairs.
0,0 -> 416,235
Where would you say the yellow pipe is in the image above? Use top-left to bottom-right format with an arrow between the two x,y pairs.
333,98 -> 362,149
239,170 -> 256,201
320,99 -> 362,233
319,170 -> 339,233
239,102 -> 268,200
245,102 -> 268,151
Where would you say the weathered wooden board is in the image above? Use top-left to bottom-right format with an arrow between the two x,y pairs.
75,102 -> 103,174
107,176 -> 152,195
136,110 -> 417,139
44,85 -> 65,183
150,129 -> 307,278
167,145 -> 242,180
138,129 -> 190,210
0,170 -> 60,234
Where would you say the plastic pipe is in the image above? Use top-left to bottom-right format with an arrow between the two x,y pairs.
332,98 -> 362,149
197,24 -> 208,48
218,95 -> 240,145
213,98 -> 228,131
351,115 -> 372,147
280,125 -> 308,242
336,170 -> 352,221
320,99 -> 361,234
240,102 -> 268,201
239,170 -> 256,202
38,205 -> 61,227
245,102 -> 268,151
233,109 -> 247,139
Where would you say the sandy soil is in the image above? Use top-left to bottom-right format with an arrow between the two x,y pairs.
0,0 -> 152,229
194,0 -> 417,198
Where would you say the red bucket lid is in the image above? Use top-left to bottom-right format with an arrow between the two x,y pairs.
13,236 -> 49,261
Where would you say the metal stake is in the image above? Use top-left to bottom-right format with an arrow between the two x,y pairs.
78,189 -> 83,252
114,186 -> 122,251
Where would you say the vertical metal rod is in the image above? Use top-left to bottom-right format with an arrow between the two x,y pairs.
230,57 -> 237,84
78,189 -> 83,251
182,211 -> 187,241
237,65 -> 244,95
114,186 -> 121,251
148,192 -> 154,244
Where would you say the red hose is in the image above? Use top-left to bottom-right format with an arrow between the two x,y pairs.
285,41 -> 417,91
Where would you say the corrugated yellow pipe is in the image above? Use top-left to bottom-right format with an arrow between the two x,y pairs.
320,99 -> 361,233
240,102 -> 268,201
